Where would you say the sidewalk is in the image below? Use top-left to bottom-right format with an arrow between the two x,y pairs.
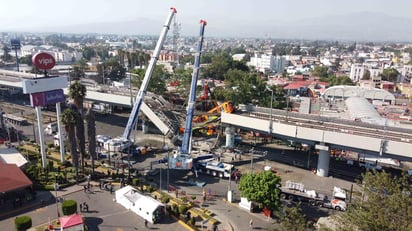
0,183 -> 84,222
162,183 -> 278,231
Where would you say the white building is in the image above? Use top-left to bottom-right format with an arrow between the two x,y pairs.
400,65 -> 412,83
350,63 -> 383,87
248,54 -> 285,73
232,54 -> 246,61
19,45 -> 82,63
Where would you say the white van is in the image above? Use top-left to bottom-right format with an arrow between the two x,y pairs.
45,123 -> 58,135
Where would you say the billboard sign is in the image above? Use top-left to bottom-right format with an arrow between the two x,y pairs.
10,39 -> 21,50
30,92 -> 46,107
44,89 -> 65,105
22,76 -> 68,94
32,52 -> 56,70
30,89 -> 65,107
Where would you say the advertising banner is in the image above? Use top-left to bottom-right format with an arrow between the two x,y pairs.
44,89 -> 65,105
30,89 -> 65,107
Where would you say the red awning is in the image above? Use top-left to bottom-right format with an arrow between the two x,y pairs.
0,163 -> 32,193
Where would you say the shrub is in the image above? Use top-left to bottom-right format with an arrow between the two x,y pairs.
189,216 -> 196,226
48,160 -> 54,171
171,204 -> 179,215
132,178 -> 139,186
15,216 -> 32,231
146,185 -> 154,193
161,195 -> 170,204
61,199 -> 77,215
181,196 -> 187,203
178,204 -> 188,214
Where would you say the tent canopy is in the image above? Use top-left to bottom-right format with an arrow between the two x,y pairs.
60,214 -> 83,228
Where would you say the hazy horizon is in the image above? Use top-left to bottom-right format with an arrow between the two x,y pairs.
1,0 -> 412,41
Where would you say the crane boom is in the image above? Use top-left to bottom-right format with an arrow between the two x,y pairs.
168,20 -> 207,170
180,20 -> 207,154
122,7 -> 177,140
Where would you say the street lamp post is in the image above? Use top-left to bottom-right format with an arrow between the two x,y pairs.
265,86 -> 274,135
54,174 -> 59,218
250,147 -> 254,173
160,165 -> 162,191
164,145 -> 169,192
286,89 -> 290,121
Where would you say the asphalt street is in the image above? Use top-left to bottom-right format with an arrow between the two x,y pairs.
1,107 -> 363,231
0,183 -> 183,231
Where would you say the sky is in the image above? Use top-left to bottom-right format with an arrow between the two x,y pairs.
1,0 -> 412,40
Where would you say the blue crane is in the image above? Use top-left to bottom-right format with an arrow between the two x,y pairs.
122,7 -> 177,141
168,20 -> 207,170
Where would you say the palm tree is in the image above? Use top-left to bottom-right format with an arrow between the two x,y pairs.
75,112 -> 86,173
69,81 -> 87,113
69,81 -> 87,173
85,108 -> 96,177
61,108 -> 79,180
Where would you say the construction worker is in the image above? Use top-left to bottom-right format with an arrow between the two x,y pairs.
202,189 -> 207,202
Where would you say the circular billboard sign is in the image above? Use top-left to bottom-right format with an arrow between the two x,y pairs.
32,52 -> 56,70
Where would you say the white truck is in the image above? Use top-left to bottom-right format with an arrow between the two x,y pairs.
196,160 -> 237,178
280,180 -> 347,211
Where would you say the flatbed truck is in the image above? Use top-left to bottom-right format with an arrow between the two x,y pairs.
280,180 -> 347,211
196,160 -> 237,178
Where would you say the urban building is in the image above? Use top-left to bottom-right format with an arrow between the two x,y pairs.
248,53 -> 285,73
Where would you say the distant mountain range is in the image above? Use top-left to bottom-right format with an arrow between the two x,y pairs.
9,12 -> 412,42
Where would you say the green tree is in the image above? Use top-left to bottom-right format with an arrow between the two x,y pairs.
311,65 -> 329,78
69,66 -> 85,81
105,57 -> 126,82
337,171 -> 412,231
238,170 -> 282,211
1,43 -> 12,61
148,65 -> 168,94
69,81 -> 87,173
14,216 -> 32,231
279,205 -> 309,231
19,55 -> 32,66
61,109 -> 79,180
96,45 -> 109,60
171,68 -> 192,96
380,68 -> 399,82
320,75 -> 354,86
202,52 -> 233,80
86,108 -> 96,177
133,65 -> 168,94
82,46 -> 96,60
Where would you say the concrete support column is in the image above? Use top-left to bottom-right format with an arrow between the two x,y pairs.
225,127 -> 235,148
36,106 -> 47,168
56,102 -> 65,163
316,143 -> 330,177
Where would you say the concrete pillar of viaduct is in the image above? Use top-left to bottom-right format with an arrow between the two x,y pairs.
316,143 -> 330,177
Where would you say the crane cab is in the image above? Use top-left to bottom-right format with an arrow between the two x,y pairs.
168,151 -> 193,170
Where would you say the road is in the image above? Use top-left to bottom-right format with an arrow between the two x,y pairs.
1,102 -> 361,230
0,184 -> 183,231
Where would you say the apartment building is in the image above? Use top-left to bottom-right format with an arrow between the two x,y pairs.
400,65 -> 412,83
19,45 -> 82,63
350,63 -> 383,87
248,53 -> 285,73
